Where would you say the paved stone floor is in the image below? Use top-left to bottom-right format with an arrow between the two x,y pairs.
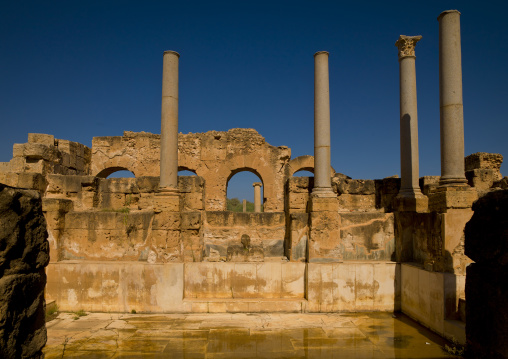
44,312 -> 462,358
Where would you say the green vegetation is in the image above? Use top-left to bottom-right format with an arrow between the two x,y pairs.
227,198 -> 254,212
45,304 -> 59,322
73,309 -> 88,320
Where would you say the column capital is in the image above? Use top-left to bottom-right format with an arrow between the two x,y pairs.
395,35 -> 422,60
252,182 -> 262,187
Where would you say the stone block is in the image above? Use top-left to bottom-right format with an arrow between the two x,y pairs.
338,194 -> 376,211
340,213 -> 395,261
12,143 -> 24,158
231,263 -> 258,298
256,262 -> 282,298
0,172 -> 18,188
182,192 -> 204,211
152,212 -> 180,230
136,176 -> 159,192
308,210 -> 341,263
17,173 -> 46,191
428,186 -> 477,212
310,197 -> 339,212
290,214 -> 308,262
184,263 -> 234,299
153,193 -> 180,213
466,168 -> 500,191
42,198 -> 74,213
28,133 -> 55,147
181,212 -> 201,230
336,179 -> 375,195
419,176 -> 440,196
100,177 -> 139,194
465,152 -> 503,171
281,263 -> 305,298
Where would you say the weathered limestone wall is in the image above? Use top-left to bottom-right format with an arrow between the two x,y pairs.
203,212 -> 285,262
401,263 -> 466,344
0,133 -> 91,179
0,184 -> 50,359
286,176 -> 397,262
465,190 -> 508,358
43,176 -> 204,263
92,129 -> 290,212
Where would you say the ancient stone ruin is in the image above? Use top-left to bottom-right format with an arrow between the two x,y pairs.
0,9 -> 507,352
0,184 -> 49,359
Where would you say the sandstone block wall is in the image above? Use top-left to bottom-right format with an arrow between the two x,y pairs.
0,184 -> 50,359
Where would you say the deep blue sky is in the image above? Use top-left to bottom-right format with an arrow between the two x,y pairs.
1,1 -> 507,202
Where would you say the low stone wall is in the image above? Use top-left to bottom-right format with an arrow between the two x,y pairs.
0,184 -> 50,359
45,261 -> 400,314
401,263 -> 466,344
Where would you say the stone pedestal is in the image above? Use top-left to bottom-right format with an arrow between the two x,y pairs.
438,11 -> 467,187
313,51 -> 335,197
253,182 -> 262,212
394,35 -> 428,212
308,197 -> 341,262
428,185 -> 477,213
160,50 -> 180,191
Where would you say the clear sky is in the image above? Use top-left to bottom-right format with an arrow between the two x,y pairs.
1,1 -> 507,202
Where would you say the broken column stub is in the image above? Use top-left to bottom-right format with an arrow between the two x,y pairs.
394,35 -> 428,212
312,51 -> 335,198
429,11 -> 476,212
253,182 -> 262,212
159,50 -> 180,193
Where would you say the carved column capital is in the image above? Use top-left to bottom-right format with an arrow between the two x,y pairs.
395,35 -> 422,60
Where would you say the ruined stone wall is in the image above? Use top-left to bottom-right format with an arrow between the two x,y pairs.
43,176 -> 204,263
0,184 -> 49,359
286,176 -> 398,262
0,133 -> 91,180
91,129 -> 291,212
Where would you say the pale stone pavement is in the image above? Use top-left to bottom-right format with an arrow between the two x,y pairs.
44,312 -> 462,358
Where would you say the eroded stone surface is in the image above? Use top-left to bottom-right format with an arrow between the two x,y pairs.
0,184 -> 49,359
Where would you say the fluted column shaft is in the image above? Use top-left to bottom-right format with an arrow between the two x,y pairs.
313,51 -> 334,196
396,35 -> 423,196
160,50 -> 180,190
438,10 -> 467,186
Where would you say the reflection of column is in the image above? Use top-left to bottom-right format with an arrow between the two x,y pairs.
313,51 -> 334,197
438,10 -> 467,186
395,35 -> 423,197
242,199 -> 246,213
253,182 -> 262,212
160,50 -> 180,190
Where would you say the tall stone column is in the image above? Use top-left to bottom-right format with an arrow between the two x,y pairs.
438,10 -> 467,186
313,51 -> 334,197
253,182 -> 262,212
159,50 -> 180,191
394,35 -> 428,212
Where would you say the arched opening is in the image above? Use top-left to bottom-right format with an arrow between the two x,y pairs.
226,170 -> 264,212
178,170 -> 197,176
293,169 -> 314,177
96,167 -> 135,178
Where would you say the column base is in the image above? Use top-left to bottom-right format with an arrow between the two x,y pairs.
311,187 -> 336,199
394,192 -> 429,213
428,185 -> 477,213
439,177 -> 468,187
